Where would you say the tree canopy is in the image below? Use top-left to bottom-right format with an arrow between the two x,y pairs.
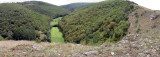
61,3 -> 92,12
59,0 -> 135,45
19,1 -> 70,18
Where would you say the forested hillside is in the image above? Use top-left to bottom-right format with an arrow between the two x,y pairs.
0,3 -> 50,41
59,0 -> 136,45
19,1 -> 70,18
61,3 -> 92,12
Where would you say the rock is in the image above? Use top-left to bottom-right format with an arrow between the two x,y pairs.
22,52 -> 27,54
72,53 -> 81,56
111,52 -> 114,55
83,51 -> 98,56
150,14 -> 159,21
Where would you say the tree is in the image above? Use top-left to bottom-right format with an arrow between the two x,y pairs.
12,27 -> 38,40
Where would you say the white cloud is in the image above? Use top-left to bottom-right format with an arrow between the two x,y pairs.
130,0 -> 160,10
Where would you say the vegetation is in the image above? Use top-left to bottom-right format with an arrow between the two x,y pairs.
50,17 -> 62,26
51,27 -> 64,43
0,3 -> 50,41
0,1 -> 71,42
59,0 -> 135,45
19,1 -> 70,18
136,25 -> 141,33
50,17 -> 64,43
61,3 -> 92,12
12,27 -> 39,40
0,36 -> 5,41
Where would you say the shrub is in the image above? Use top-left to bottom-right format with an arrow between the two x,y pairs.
136,25 -> 141,33
0,36 -> 5,41
108,22 -> 117,29
134,12 -> 139,18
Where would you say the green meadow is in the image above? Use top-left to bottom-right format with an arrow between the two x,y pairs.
50,17 -> 62,26
50,17 -> 64,43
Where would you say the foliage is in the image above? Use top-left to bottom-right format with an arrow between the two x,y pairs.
50,17 -> 62,27
19,1 -> 70,18
61,3 -> 92,12
134,12 -> 139,18
59,0 -> 135,45
0,1 -> 70,41
0,36 -> 5,41
136,25 -> 141,33
0,3 -> 50,41
12,27 -> 39,40
108,22 -> 117,29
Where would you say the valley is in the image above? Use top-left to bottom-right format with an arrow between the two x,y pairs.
0,0 -> 160,57
50,17 -> 64,43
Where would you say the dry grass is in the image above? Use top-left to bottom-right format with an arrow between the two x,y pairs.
0,40 -> 98,57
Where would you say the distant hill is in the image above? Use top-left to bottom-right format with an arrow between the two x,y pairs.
59,0 -> 135,45
156,10 -> 160,12
0,3 -> 50,41
19,1 -> 70,18
61,3 -> 92,12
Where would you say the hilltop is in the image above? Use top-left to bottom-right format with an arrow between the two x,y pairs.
19,1 -> 70,18
61,3 -> 92,12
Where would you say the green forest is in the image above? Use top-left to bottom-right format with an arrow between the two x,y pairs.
59,0 -> 136,45
0,3 -> 50,41
19,1 -> 70,18
0,0 -> 138,45
61,3 -> 92,12
0,1 -> 70,42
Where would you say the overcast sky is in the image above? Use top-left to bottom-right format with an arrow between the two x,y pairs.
0,0 -> 159,10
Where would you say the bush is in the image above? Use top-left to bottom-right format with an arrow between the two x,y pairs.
0,36 -> 5,41
136,25 -> 141,33
12,27 -> 39,40
108,22 -> 117,29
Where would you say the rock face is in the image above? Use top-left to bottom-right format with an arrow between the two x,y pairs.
150,14 -> 159,21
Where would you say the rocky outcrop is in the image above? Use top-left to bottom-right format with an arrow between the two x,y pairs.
150,14 -> 159,21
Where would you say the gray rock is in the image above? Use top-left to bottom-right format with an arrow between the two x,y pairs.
72,53 -> 82,56
83,51 -> 98,56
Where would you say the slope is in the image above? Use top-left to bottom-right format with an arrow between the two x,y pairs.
19,1 -> 70,18
82,6 -> 160,57
61,3 -> 92,12
0,3 -> 50,41
59,0 -> 135,45
1,1 -> 160,57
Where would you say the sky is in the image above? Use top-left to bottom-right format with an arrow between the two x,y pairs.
130,0 -> 160,10
0,0 -> 159,10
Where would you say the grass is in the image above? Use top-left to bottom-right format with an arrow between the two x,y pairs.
51,27 -> 64,43
50,17 -> 62,26
50,17 -> 64,43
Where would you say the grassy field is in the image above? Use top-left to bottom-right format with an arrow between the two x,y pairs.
50,17 -> 62,26
50,17 -> 64,43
